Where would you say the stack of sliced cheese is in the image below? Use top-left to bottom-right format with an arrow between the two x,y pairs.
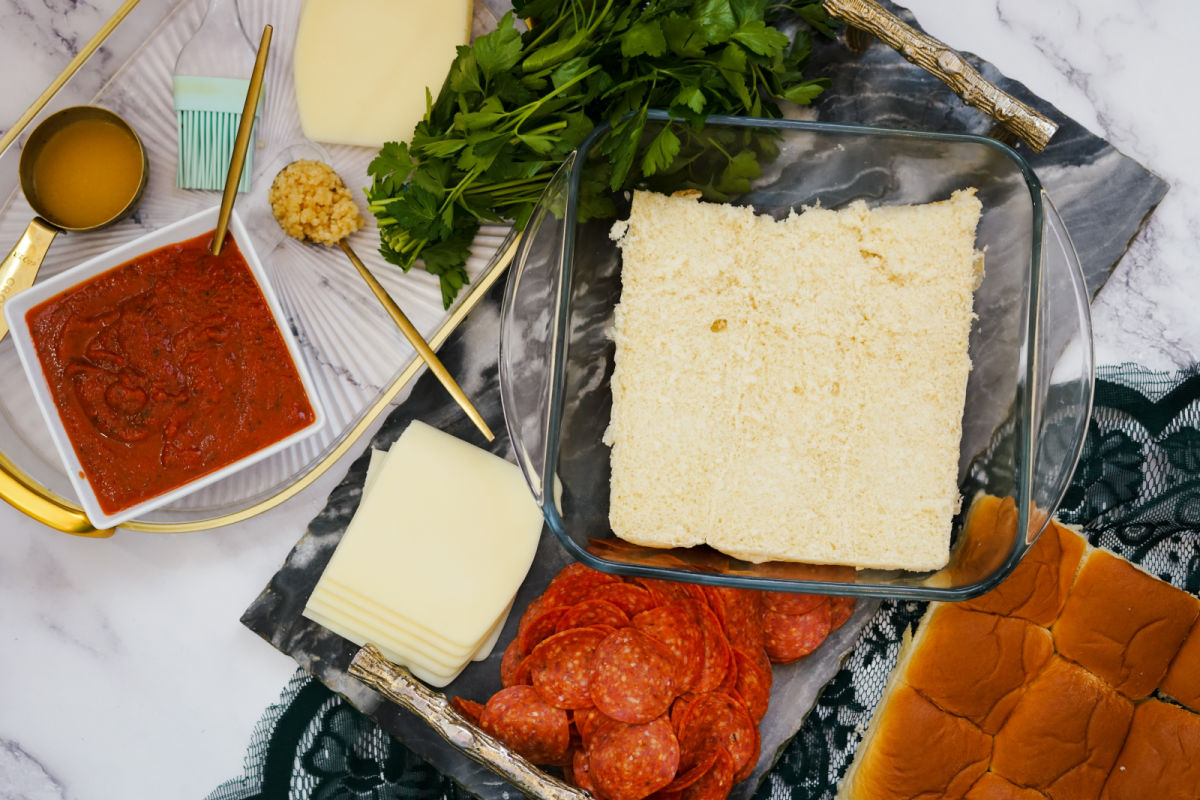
303,420 -> 543,686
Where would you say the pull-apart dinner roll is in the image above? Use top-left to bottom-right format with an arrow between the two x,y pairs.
1051,547 -> 1200,698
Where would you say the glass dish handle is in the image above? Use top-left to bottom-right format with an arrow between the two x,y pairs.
499,155 -> 576,507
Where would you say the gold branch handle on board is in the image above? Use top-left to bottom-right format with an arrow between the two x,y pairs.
349,645 -> 590,800
823,0 -> 1059,152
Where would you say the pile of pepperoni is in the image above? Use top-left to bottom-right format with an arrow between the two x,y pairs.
451,563 -> 854,800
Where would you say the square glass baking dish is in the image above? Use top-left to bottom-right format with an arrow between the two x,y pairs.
499,112 -> 1093,600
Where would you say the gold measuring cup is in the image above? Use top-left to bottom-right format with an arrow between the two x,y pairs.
0,105 -> 148,341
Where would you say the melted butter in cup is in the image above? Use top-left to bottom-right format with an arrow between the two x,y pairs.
0,106 -> 148,342
30,115 -> 145,230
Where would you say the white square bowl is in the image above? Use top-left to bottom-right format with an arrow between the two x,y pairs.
3,206 -> 326,529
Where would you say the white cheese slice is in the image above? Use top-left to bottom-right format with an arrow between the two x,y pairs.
363,447 -> 387,494
304,420 -> 542,684
307,588 -> 512,666
307,581 -> 502,661
306,592 -> 468,669
317,575 -> 489,650
303,606 -> 468,687
292,0 -> 472,148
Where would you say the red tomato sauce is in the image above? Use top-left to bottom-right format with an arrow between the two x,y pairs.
27,231 -> 316,514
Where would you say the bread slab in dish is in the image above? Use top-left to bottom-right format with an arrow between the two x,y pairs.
607,189 -> 983,571
1051,547 -> 1200,698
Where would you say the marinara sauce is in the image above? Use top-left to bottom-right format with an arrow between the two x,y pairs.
27,231 -> 316,514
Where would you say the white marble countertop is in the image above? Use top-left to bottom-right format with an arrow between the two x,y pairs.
1,1 -> 1198,797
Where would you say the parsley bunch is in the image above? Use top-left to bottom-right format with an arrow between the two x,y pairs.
366,0 -> 833,308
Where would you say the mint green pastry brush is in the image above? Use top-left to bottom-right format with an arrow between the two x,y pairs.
173,0 -> 261,191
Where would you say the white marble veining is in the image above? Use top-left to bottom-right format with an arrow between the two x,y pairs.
1,1 -> 1198,798
904,0 -> 1200,371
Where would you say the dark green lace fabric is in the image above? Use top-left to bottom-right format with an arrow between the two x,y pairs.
208,365 -> 1200,800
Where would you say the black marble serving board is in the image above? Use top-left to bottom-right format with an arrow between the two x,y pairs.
241,3 -> 1168,799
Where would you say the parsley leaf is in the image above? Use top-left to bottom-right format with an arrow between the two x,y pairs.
366,0 -> 834,307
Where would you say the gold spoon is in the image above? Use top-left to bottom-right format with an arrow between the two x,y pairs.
269,160 -> 493,442
212,23 -> 271,255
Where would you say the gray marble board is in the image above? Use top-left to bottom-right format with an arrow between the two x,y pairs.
240,3 -> 1168,800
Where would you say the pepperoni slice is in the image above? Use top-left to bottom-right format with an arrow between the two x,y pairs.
571,747 -> 602,797
829,595 -> 856,631
557,599 -> 631,633
516,604 -> 569,655
574,706 -> 606,747
731,647 -> 772,723
716,650 -> 739,695
701,586 -> 728,628
763,604 -> 832,664
634,577 -> 707,607
592,628 -> 678,723
679,747 -> 735,800
450,696 -> 485,726
665,748 -> 719,792
500,638 -> 532,687
681,599 -> 731,693
633,603 -> 704,693
528,626 -> 611,709
588,716 -> 680,800
677,691 -> 759,782
711,587 -> 763,652
479,685 -> 570,765
543,563 -> 623,607
670,693 -> 699,734
761,591 -> 827,616
592,583 -> 657,617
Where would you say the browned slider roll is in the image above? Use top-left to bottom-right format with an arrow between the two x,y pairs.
989,656 -> 1132,800
900,604 -> 1053,734
964,772 -> 1048,800
1159,617 -> 1200,712
1051,547 -> 1200,699
837,683 -> 991,799
1099,698 -> 1200,800
959,511 -> 1086,626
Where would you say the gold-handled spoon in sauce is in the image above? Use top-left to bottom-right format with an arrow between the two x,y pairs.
269,160 -> 494,442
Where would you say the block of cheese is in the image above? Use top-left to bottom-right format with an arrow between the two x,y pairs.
606,189 -> 983,571
292,0 -> 471,147
303,420 -> 543,686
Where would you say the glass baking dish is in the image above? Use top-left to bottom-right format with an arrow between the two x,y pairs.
499,111 -> 1093,600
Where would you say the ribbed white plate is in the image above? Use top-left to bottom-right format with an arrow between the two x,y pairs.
0,0 -> 512,524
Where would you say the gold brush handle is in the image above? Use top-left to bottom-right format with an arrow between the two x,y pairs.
349,645 -> 588,800
823,0 -> 1058,152
0,219 -> 58,342
338,239 -> 495,442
